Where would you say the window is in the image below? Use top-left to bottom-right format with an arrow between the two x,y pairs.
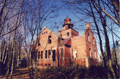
42,33 -> 43,35
48,35 -> 51,44
41,51 -> 43,59
44,32 -> 45,34
67,32 -> 69,36
73,49 -> 77,58
48,64 -> 50,66
38,51 -> 40,59
45,64 -> 47,66
38,39 -> 41,46
38,43 -> 41,46
68,25 -> 70,29
41,64 -> 42,66
52,50 -> 56,61
45,50 -> 47,58
48,50 -> 51,58
61,48 -> 63,57
46,31 -> 48,33
89,48 -> 91,57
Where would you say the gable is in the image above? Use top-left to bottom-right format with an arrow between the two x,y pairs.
37,27 -> 58,39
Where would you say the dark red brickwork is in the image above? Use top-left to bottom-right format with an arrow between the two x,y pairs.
31,17 -> 98,68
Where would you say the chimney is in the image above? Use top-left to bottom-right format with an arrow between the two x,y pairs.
86,22 -> 91,29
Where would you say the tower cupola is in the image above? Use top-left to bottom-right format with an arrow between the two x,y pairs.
64,17 -> 71,24
63,17 -> 74,28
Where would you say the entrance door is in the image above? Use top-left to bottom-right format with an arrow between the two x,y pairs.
52,50 -> 56,61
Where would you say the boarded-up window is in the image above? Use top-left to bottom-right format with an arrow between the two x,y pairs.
73,49 -> 77,58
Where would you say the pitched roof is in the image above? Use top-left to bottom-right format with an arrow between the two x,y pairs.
59,38 -> 71,46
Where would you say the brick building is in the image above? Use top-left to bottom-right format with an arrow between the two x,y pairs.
31,17 -> 98,68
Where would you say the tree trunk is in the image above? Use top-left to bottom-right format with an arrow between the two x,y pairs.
100,14 -> 116,78
89,2 -> 107,68
10,40 -> 15,79
6,46 -> 12,79
2,42 -> 6,62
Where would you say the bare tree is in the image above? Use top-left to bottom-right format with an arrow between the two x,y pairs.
61,0 -> 119,78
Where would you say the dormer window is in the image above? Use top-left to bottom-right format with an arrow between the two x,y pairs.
48,35 -> 51,44
67,32 -> 69,36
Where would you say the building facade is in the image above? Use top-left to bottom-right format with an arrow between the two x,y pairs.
31,17 -> 98,68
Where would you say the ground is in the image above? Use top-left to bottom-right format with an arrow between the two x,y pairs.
0,65 -> 119,79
